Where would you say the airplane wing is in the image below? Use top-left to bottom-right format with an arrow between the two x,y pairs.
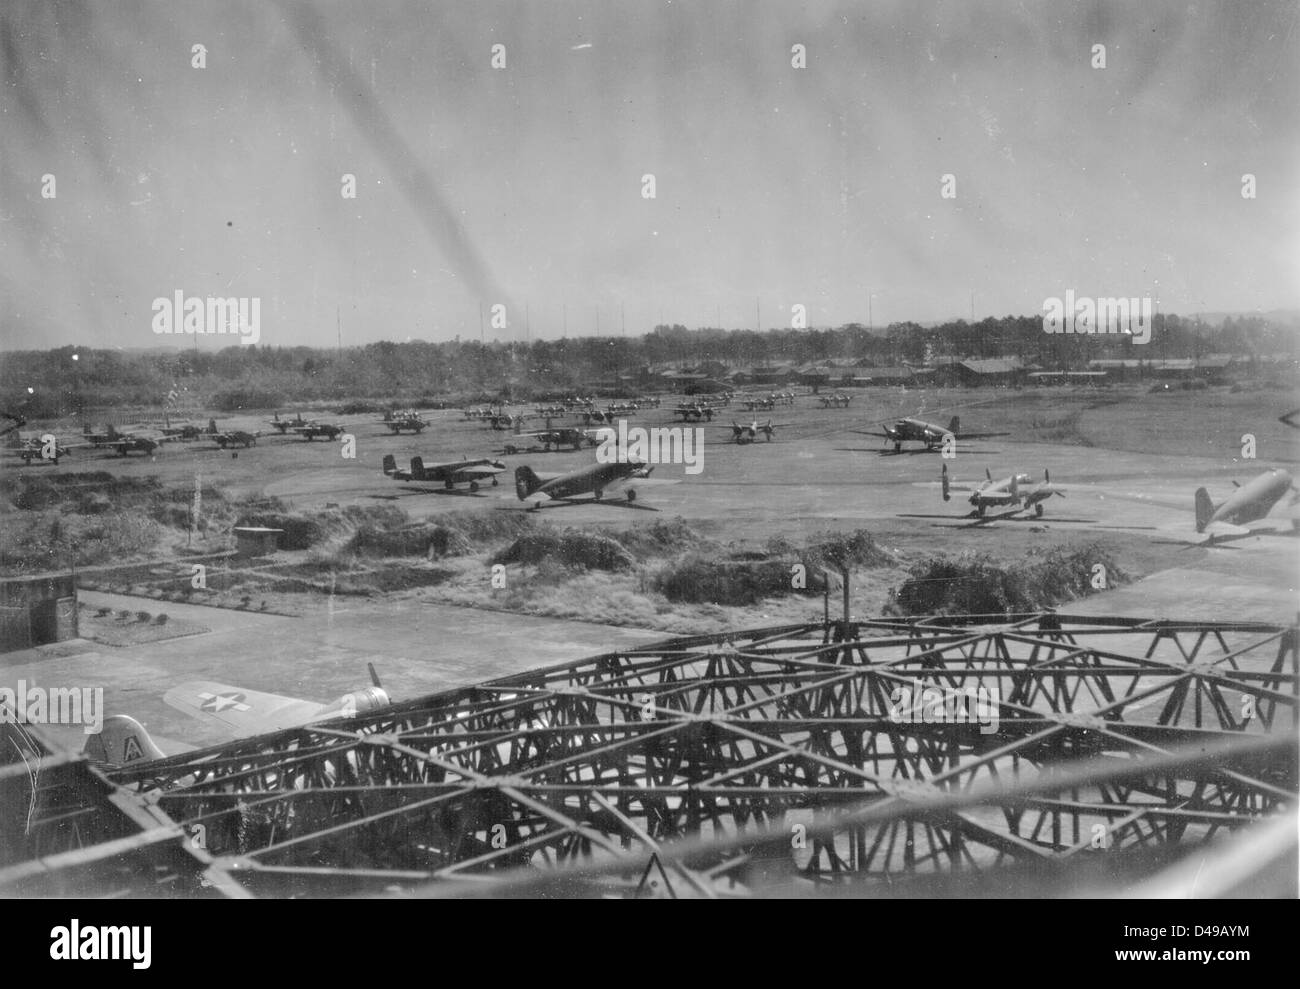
163,680 -> 327,738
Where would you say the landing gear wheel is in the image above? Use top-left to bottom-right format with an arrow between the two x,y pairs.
626,489 -> 636,502
1035,503 -> 1044,518
894,442 -> 902,453
470,481 -> 480,492
492,477 -> 499,486
504,444 -> 517,455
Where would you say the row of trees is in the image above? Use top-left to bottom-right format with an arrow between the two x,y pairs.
2,313 -> 1292,417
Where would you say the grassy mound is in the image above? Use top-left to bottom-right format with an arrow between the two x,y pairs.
888,542 -> 1127,616
651,556 -> 797,605
492,529 -> 636,571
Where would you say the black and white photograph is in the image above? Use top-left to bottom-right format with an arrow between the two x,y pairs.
0,0 -> 1296,926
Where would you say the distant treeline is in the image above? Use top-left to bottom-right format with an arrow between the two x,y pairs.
2,312 -> 1293,417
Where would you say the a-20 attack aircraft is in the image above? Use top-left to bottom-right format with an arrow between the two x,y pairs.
382,454 -> 506,491
1195,468 -> 1300,543
942,465 -> 1066,518
729,420 -> 777,444
515,460 -> 654,509
503,423 -> 599,454
83,667 -> 393,768
4,430 -> 76,464
293,421 -> 346,441
863,415 -> 1006,453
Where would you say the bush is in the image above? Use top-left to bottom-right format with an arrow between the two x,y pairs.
888,543 -> 1127,616
652,555 -> 795,605
492,529 -> 636,571
235,512 -> 323,550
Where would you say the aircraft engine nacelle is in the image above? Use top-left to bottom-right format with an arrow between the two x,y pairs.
315,686 -> 391,721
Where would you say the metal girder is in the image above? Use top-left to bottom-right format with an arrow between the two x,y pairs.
2,612 -> 1295,897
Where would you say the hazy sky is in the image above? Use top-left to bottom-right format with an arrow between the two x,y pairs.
2,0 -> 1297,350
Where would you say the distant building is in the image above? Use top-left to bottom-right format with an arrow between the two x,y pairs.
0,573 -> 78,654
850,366 -> 917,386
1027,370 -> 1109,385
234,527 -> 284,558
956,357 -> 1027,387
1087,358 -> 1201,381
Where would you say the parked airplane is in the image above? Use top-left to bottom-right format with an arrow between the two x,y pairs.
503,424 -> 598,454
268,412 -> 310,434
83,666 -> 393,768
293,421 -> 346,441
515,460 -> 653,509
943,465 -> 1066,517
4,431 -> 76,464
863,415 -> 1006,453
1195,468 -> 1300,543
818,393 -> 853,408
730,420 -> 776,444
486,412 -> 531,431
82,424 -> 165,456
380,411 -> 427,434
382,454 -> 505,491
674,402 -> 715,422
211,429 -> 260,449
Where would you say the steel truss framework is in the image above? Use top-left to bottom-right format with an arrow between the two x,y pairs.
1,612 -> 1296,898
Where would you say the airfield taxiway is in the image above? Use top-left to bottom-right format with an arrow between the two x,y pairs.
5,385 -> 1297,754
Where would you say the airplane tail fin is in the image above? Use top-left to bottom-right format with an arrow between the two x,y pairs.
382,454 -> 397,476
948,416 -> 960,435
1194,487 -> 1215,532
83,715 -> 166,767
515,465 -> 544,500
410,456 -> 425,480
941,464 -> 951,501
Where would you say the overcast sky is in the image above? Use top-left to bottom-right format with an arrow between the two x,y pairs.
1,0 -> 1297,350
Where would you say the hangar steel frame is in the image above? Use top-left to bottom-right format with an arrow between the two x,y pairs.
2,612 -> 1295,897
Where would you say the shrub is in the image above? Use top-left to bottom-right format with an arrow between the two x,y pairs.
492,529 -> 636,571
235,512 -> 323,550
652,555 -> 794,605
888,543 -> 1127,616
